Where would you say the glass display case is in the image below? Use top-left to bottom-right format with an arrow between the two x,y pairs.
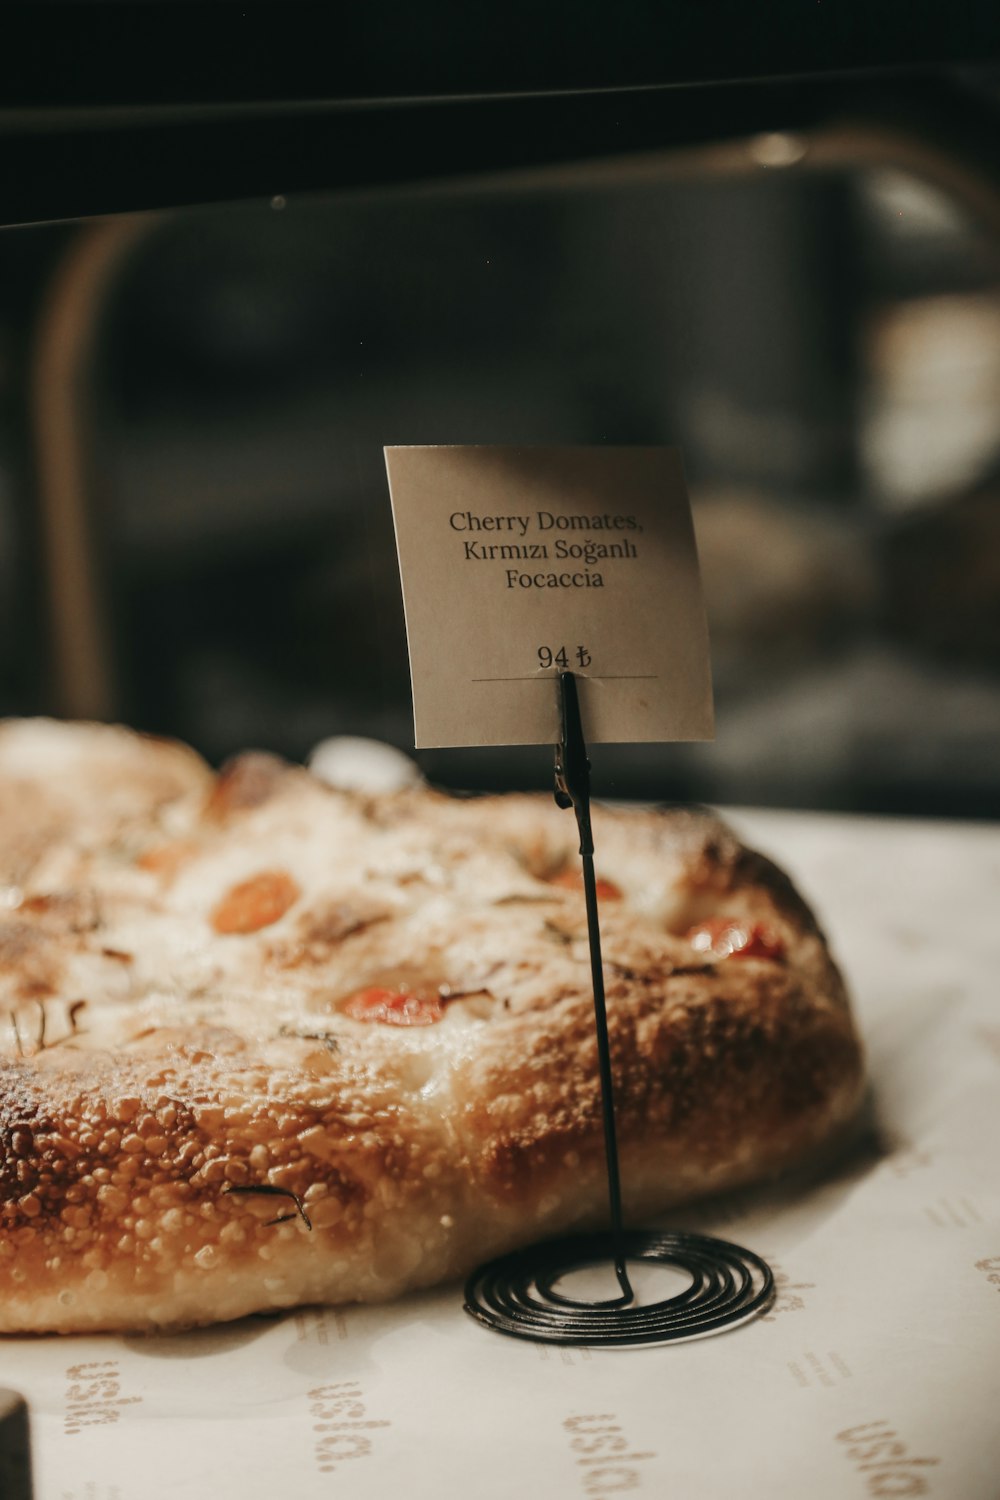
2,7 -> 999,817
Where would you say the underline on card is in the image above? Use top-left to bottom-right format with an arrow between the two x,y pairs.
470,675 -> 659,682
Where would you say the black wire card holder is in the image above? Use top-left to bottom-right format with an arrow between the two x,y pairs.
463,671 -> 775,1346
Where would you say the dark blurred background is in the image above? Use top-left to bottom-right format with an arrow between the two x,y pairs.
3,70 -> 1000,814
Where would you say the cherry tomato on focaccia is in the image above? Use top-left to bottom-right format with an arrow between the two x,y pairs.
549,869 -> 623,901
342,986 -> 444,1026
686,918 -> 785,962
211,870 -> 301,934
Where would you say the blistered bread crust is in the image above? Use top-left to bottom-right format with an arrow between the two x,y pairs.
0,720 -> 863,1333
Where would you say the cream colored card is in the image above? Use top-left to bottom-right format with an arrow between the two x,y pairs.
385,445 -> 713,748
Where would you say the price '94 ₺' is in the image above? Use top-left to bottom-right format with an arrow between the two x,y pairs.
537,646 -> 591,670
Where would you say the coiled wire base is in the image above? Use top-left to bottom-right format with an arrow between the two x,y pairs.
464,1229 -> 774,1346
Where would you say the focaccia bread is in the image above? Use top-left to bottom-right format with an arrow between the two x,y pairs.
0,720 -> 863,1334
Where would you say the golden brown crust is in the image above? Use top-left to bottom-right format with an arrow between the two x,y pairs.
0,721 -> 863,1334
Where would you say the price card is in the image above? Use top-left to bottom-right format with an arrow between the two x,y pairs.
385,445 -> 713,748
